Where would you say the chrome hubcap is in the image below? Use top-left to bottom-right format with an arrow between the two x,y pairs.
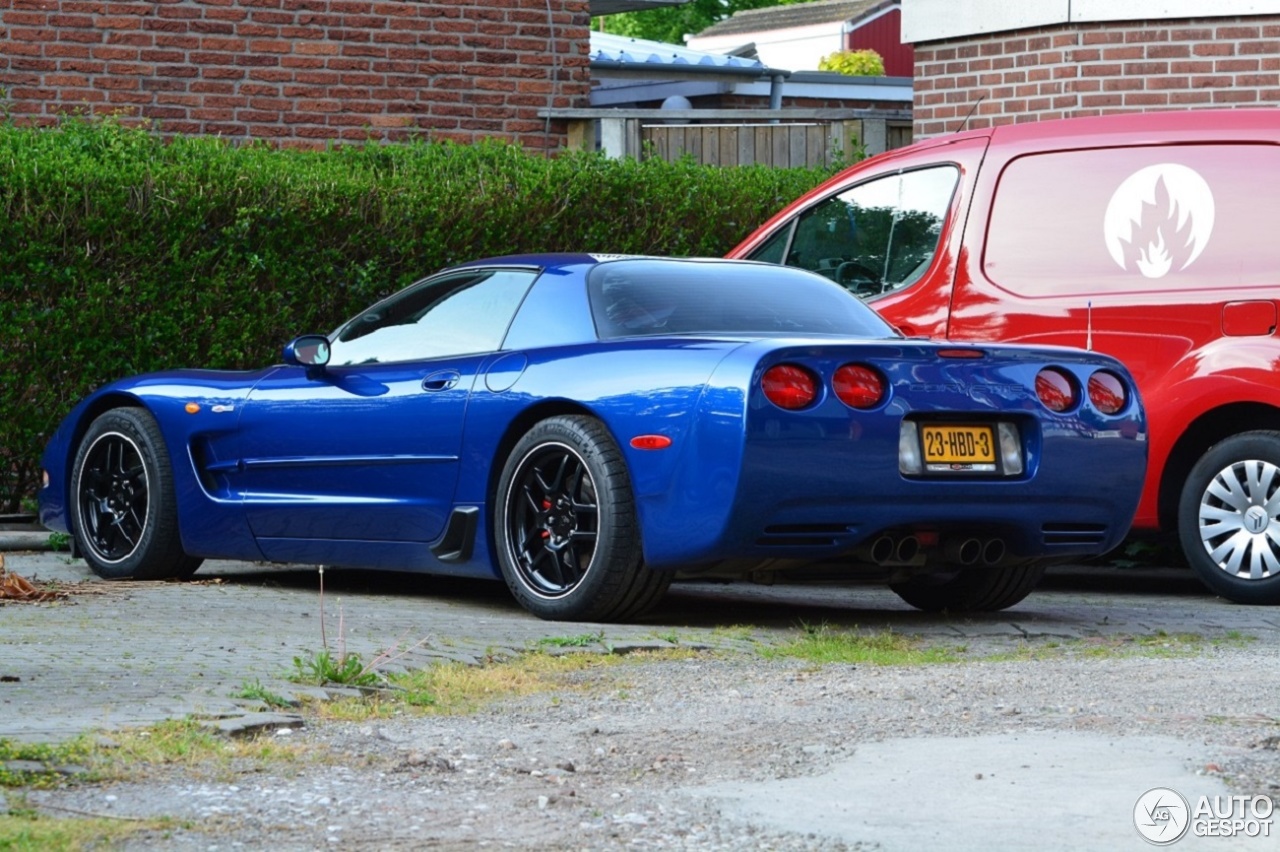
1197,459 -> 1280,581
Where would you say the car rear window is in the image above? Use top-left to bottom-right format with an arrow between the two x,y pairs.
588,259 -> 897,340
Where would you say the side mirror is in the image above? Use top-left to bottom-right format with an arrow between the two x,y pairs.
283,335 -> 331,377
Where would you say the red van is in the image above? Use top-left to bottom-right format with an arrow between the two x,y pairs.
730,108 -> 1280,604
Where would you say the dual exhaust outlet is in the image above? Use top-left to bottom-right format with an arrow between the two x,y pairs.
865,534 -> 1007,567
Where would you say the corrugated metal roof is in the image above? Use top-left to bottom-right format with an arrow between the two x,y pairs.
590,31 -> 767,73
695,0 -> 894,39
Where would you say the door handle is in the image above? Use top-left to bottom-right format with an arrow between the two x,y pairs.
422,371 -> 461,392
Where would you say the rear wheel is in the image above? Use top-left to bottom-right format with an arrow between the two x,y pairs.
494,415 -> 669,622
71,408 -> 202,580
890,564 -> 1046,612
1178,431 -> 1280,604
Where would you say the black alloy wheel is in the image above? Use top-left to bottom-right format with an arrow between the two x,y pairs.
71,407 -> 202,580
495,415 -> 669,622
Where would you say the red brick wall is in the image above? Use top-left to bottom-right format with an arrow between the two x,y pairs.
913,16 -> 1280,139
0,0 -> 591,148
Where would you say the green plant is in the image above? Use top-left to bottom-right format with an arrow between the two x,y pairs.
233,679 -> 295,709
537,631 -> 606,648
46,530 -> 70,551
763,623 -> 962,666
818,48 -> 886,77
291,649 -> 382,688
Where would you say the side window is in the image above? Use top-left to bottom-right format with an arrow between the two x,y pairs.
328,269 -> 537,366
767,166 -> 957,298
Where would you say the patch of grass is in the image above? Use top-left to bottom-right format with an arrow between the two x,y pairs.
0,739 -> 93,789
763,622 -> 963,666
0,810 -> 169,850
982,630 -> 1255,662
45,531 -> 70,552
536,631 -> 606,649
313,652 -> 615,721
88,719 -> 311,780
232,679 -> 295,709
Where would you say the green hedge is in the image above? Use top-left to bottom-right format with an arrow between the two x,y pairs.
0,120 -> 836,511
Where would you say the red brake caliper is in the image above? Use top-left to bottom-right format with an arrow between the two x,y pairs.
540,499 -> 551,538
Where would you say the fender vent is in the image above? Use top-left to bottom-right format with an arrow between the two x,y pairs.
1041,523 -> 1108,545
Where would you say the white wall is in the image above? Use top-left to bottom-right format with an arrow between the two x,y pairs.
687,22 -> 846,72
903,0 -> 1280,43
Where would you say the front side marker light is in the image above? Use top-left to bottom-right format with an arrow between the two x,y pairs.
998,422 -> 1023,475
899,421 -> 922,475
630,435 -> 672,450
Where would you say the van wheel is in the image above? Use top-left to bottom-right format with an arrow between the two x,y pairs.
1178,431 -> 1280,604
494,415 -> 670,622
890,564 -> 1046,612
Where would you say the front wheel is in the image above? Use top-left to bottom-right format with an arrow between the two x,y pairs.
1178,431 -> 1280,604
494,415 -> 669,622
890,564 -> 1046,612
71,407 -> 202,580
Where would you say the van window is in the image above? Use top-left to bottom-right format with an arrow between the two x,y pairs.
984,145 -> 1280,297
755,166 -> 957,298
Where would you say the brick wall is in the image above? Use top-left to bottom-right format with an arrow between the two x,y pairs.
914,16 -> 1280,139
0,0 -> 591,148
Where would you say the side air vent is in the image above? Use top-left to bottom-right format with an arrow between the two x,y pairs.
757,523 -> 859,548
1041,523 -> 1108,546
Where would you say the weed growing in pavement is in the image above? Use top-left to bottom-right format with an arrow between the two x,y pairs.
290,566 -> 430,688
0,738 -> 92,788
232,679 -> 295,709
763,622 -> 964,666
536,631 -> 607,649
45,531 -> 70,552
981,630 -> 1257,662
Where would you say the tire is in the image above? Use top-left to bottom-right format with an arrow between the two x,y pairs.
1178,431 -> 1280,605
71,407 -> 203,580
890,563 -> 1047,613
494,415 -> 669,622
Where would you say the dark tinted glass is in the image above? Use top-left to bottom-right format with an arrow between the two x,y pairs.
588,260 -> 896,340
329,268 -> 537,365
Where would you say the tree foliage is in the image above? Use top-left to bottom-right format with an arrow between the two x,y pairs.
596,0 -> 819,46
818,48 -> 885,76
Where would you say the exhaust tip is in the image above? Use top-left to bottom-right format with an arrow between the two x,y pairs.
982,538 -> 1007,566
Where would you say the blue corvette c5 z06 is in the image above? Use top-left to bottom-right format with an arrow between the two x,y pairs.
39,256 -> 1147,621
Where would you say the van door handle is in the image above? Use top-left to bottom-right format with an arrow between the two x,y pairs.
422,371 -> 461,392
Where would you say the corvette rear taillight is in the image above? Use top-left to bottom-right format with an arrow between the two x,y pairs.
1087,370 -> 1127,415
762,364 -> 818,410
833,364 -> 885,409
1035,367 -> 1077,413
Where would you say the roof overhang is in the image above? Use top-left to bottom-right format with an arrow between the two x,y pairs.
590,0 -> 690,15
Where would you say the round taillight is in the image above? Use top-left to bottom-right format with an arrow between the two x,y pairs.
1088,370 -> 1127,415
833,363 -> 885,409
1035,367 -> 1077,413
761,364 -> 818,410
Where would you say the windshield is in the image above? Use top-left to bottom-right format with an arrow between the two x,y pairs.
588,259 -> 897,340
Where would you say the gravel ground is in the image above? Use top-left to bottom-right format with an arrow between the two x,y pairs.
20,644 -> 1280,850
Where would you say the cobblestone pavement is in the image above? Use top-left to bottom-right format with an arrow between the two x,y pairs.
4,545 -> 1279,745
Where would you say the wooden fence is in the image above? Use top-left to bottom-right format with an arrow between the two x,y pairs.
541,109 -> 913,168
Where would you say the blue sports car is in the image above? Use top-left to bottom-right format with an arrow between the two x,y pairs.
39,256 -> 1147,621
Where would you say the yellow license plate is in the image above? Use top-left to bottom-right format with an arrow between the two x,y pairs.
922,425 -> 996,464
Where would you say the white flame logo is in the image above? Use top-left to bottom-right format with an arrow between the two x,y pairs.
1103,164 -> 1215,279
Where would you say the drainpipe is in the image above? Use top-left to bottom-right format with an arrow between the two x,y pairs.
768,71 -> 788,122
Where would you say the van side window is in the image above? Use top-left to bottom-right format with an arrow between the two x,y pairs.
756,166 -> 957,298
